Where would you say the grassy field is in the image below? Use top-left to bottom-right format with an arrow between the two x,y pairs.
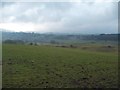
2,44 -> 118,88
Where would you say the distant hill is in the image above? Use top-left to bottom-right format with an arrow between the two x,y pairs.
2,31 -> 119,44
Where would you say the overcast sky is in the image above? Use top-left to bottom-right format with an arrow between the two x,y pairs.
0,0 -> 118,34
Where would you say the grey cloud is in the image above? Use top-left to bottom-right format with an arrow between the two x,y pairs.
2,2 -> 72,23
1,1 -> 118,34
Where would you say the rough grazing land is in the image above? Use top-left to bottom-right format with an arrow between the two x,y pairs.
2,44 -> 118,88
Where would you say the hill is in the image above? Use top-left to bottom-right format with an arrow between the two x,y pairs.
2,32 -> 119,44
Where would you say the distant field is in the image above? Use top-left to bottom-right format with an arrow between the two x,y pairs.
2,44 -> 118,88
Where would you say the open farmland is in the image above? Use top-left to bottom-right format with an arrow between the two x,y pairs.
2,44 -> 118,88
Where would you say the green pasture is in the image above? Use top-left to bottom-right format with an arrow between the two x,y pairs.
2,44 -> 118,88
